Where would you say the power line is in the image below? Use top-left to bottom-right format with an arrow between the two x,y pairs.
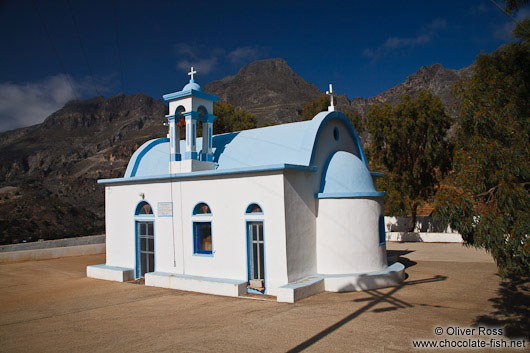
31,0 -> 79,100
488,0 -> 518,24
111,0 -> 125,94
65,0 -> 100,96
488,0 -> 530,39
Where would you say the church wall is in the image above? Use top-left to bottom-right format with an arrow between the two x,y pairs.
283,170 -> 318,282
316,197 -> 387,274
104,171 -> 289,295
171,172 -> 288,295
104,181 -> 176,271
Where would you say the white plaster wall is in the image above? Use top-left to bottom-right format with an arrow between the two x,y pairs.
283,170 -> 318,282
175,172 -> 288,295
104,171 -> 288,295
316,198 -> 387,274
168,97 -> 213,116
105,182 -> 176,271
191,97 -> 213,115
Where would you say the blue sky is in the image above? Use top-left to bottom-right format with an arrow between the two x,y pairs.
0,0 -> 527,131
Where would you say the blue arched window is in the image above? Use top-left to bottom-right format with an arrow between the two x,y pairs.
135,201 -> 153,215
192,202 -> 213,255
193,202 -> 212,215
245,203 -> 263,214
197,105 -> 208,120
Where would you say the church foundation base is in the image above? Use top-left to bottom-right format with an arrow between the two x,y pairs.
276,262 -> 405,303
86,264 -> 135,282
145,272 -> 248,297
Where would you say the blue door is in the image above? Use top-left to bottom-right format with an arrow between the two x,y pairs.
247,221 -> 265,292
137,221 -> 154,278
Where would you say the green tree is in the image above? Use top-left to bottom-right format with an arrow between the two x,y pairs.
301,95 -> 364,133
193,103 -> 256,137
434,20 -> 530,276
301,95 -> 329,120
367,91 -> 453,231
209,103 -> 257,134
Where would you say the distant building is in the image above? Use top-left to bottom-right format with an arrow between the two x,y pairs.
87,69 -> 404,303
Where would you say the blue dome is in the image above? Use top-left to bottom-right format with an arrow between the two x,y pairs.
182,80 -> 201,92
320,151 -> 376,194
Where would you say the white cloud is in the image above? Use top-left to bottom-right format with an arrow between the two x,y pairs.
494,8 -> 530,40
363,18 -> 448,59
0,74 -> 114,132
174,43 -> 266,75
177,57 -> 218,74
227,46 -> 263,64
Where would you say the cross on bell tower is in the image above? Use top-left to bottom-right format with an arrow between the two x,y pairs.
188,66 -> 197,81
326,83 -> 335,112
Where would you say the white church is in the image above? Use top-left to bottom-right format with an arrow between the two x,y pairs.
87,68 -> 404,303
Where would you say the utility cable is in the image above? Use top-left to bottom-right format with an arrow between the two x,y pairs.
111,0 -> 125,94
489,0 -> 518,23
31,0 -> 79,100
488,0 -> 530,39
65,0 -> 100,96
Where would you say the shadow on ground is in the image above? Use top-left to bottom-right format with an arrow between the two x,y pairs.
287,274 -> 447,352
474,274 -> 530,340
387,249 -> 417,268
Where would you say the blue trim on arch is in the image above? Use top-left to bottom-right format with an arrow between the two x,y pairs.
133,199 -> 155,279
134,200 -> 155,216
125,138 -> 170,178
192,201 -> 212,216
245,202 -> 264,215
303,111 -> 368,167
318,151 -> 338,194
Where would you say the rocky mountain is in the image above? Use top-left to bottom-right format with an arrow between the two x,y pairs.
0,58 -> 472,244
204,58 -> 322,124
205,59 -> 472,124
347,63 -> 474,118
0,93 -> 167,244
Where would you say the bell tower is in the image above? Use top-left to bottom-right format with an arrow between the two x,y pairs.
163,67 -> 218,173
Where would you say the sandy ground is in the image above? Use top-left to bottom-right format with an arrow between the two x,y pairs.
0,243 -> 525,352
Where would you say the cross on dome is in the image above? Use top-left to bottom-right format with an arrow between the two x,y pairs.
188,67 -> 197,81
326,83 -> 335,112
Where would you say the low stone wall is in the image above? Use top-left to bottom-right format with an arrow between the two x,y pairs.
0,235 -> 105,263
386,232 -> 463,243
0,235 -> 105,253
385,216 -> 456,233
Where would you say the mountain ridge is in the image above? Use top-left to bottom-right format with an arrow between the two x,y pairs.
0,58 -> 472,244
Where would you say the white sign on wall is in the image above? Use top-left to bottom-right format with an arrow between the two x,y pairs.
158,202 -> 173,217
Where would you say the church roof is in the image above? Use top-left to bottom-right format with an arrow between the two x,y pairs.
121,111 -> 368,180
316,151 -> 384,198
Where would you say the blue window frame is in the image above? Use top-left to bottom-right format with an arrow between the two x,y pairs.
378,215 -> 386,245
194,221 -> 212,254
193,202 -> 211,215
245,203 -> 263,214
135,201 -> 153,215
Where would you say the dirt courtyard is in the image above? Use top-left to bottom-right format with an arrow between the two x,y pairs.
0,242 -> 526,352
